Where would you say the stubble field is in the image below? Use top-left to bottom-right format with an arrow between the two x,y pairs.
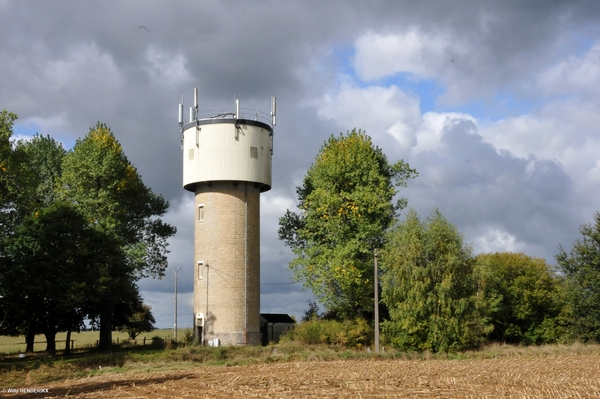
6,352 -> 600,398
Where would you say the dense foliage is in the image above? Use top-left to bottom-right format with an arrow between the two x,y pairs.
380,209 -> 486,352
279,129 -> 417,319
0,113 -> 173,352
0,203 -> 109,353
474,252 -> 564,345
556,212 -> 600,342
281,318 -> 373,349
0,110 -> 30,236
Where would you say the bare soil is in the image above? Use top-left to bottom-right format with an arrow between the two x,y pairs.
6,354 -> 600,398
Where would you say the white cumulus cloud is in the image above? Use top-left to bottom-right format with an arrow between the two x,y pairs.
354,29 -> 465,81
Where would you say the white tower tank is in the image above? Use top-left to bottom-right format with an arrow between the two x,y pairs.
181,91 -> 275,346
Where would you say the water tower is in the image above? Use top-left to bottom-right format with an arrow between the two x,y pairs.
180,89 -> 275,346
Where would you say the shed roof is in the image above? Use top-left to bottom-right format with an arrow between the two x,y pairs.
260,313 -> 296,324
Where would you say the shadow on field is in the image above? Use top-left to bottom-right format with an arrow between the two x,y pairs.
9,373 -> 195,398
0,350 -> 129,373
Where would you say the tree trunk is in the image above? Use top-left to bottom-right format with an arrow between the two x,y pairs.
64,328 -> 72,355
99,311 -> 113,350
44,331 -> 56,355
25,320 -> 36,353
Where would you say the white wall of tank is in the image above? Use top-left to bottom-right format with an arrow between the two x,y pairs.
182,120 -> 272,192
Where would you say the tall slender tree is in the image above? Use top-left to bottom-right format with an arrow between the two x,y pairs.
279,129 -> 417,319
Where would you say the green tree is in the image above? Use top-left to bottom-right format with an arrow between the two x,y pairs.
0,203 -> 107,354
0,118 -> 66,352
0,110 -> 34,235
121,303 -> 156,340
381,209 -> 486,352
279,129 -> 417,319
19,134 -> 66,207
0,109 -> 19,215
474,252 -> 564,345
58,123 -> 176,349
556,212 -> 600,342
0,110 -> 21,339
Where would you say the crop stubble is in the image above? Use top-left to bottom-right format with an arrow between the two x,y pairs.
9,354 -> 600,398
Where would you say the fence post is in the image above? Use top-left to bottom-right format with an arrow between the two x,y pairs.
143,337 -> 146,346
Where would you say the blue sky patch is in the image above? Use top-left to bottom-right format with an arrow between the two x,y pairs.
13,121 -> 76,150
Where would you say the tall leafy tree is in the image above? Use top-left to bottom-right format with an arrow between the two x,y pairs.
58,123 -> 176,349
279,129 -> 417,319
0,110 -> 19,339
556,212 -> 600,342
381,209 -> 486,352
474,252 -> 564,345
0,116 -> 64,351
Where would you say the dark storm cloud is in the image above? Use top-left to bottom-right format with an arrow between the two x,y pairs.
405,118 -> 577,261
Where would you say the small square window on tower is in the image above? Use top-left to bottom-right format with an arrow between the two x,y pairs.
250,146 -> 258,159
198,204 -> 204,222
198,261 -> 204,280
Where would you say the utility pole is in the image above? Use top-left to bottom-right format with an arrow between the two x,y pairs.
172,266 -> 182,342
374,249 -> 380,353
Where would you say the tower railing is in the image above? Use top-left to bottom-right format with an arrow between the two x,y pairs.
194,107 -> 273,127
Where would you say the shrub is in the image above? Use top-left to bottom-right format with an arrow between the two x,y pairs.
150,336 -> 165,348
183,329 -> 194,344
381,209 -> 487,353
282,319 -> 373,349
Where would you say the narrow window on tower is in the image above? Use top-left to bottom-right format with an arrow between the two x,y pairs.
198,261 -> 204,280
198,204 -> 204,222
250,146 -> 258,159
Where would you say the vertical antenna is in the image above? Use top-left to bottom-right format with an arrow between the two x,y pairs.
190,107 -> 193,123
271,96 -> 277,126
179,94 -> 184,150
235,98 -> 240,120
179,95 -> 184,125
194,88 -> 199,122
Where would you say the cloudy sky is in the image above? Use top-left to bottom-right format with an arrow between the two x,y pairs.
2,1 -> 599,328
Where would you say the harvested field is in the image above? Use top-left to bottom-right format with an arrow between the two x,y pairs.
6,353 -> 600,398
